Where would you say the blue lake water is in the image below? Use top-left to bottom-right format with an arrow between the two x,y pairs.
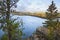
0,15 -> 46,38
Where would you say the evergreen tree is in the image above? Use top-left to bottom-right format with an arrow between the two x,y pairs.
43,1 -> 59,29
0,0 -> 23,40
43,1 -> 60,40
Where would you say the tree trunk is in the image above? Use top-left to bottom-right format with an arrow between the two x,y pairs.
6,0 -> 12,40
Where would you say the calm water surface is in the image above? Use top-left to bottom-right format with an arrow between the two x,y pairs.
0,15 -> 46,38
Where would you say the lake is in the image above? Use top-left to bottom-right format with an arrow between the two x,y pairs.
0,15 -> 46,38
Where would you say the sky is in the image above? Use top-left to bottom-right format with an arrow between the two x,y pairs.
14,0 -> 60,12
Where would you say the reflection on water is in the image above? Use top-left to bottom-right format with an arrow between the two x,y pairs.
0,15 -> 46,38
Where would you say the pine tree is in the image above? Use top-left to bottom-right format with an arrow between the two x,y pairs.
0,0 -> 23,40
43,1 -> 60,40
43,1 -> 59,28
46,1 -> 58,19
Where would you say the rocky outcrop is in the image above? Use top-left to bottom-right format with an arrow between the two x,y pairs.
26,27 -> 49,40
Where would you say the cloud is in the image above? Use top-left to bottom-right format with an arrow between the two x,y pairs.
25,3 -> 48,12
15,0 -> 60,12
25,3 -> 40,12
22,0 -> 50,12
